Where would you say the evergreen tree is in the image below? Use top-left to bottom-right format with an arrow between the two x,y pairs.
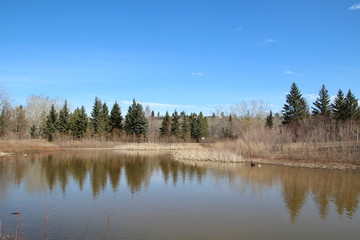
71,106 -> 88,139
109,101 -> 123,132
78,106 -> 88,138
160,111 -> 171,137
101,102 -> 110,133
265,110 -> 274,128
179,111 -> 189,141
331,89 -> 346,120
15,105 -> 27,139
70,109 -> 79,138
44,104 -> 58,141
57,100 -> 70,134
189,113 -> 198,141
312,84 -> 331,117
344,90 -> 359,120
171,110 -> 180,138
197,112 -> 208,141
282,83 -> 309,124
124,99 -> 148,141
91,97 -> 102,134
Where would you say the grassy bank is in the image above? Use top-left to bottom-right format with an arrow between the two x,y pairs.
172,139 -> 360,170
1,139 -> 359,170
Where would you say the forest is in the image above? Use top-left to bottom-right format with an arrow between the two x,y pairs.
0,83 -> 359,154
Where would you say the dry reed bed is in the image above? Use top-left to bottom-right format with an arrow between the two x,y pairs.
172,147 -> 360,170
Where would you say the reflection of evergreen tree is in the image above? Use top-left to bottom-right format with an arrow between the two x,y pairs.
108,158 -> 122,191
124,157 -> 148,194
313,193 -> 329,220
170,161 -> 179,186
159,159 -> 170,184
282,175 -> 308,222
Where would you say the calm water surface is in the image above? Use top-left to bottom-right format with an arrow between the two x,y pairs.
0,150 -> 359,239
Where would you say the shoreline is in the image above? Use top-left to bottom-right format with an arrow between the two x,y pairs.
0,139 -> 359,171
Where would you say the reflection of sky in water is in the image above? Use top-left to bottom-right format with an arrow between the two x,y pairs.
0,150 -> 359,240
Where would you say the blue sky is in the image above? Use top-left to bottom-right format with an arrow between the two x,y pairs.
0,0 -> 359,115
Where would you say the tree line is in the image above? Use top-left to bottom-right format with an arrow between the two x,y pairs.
0,82 -> 359,142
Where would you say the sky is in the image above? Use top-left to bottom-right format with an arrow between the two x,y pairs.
0,0 -> 359,115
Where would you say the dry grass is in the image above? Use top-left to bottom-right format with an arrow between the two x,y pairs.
0,139 -> 203,155
172,149 -> 243,163
0,139 -> 57,154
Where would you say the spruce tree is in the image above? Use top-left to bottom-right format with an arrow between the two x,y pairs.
331,89 -> 346,120
57,100 -> 70,134
15,105 -> 27,139
197,112 -> 208,141
70,108 -> 79,138
282,83 -> 309,124
344,90 -> 359,120
265,110 -> 274,128
160,111 -> 171,137
312,84 -> 331,117
109,101 -> 123,132
71,106 -> 88,139
171,110 -> 180,138
189,113 -> 198,141
101,102 -> 110,133
179,111 -> 189,141
78,106 -> 88,138
44,104 -> 58,141
124,99 -> 148,141
91,97 -> 102,134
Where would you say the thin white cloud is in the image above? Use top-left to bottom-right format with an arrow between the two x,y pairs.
259,38 -> 278,45
349,3 -> 360,10
232,27 -> 243,32
192,72 -> 203,76
265,38 -> 276,43
284,70 -> 294,74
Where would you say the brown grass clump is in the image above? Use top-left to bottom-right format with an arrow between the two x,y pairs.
172,149 -> 243,163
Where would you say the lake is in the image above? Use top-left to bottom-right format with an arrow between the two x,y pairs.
0,150 -> 359,239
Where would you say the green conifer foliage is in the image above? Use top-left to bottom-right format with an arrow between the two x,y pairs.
160,111 -> 171,137
265,110 -> 274,128
312,84 -> 331,117
171,110 -> 180,138
124,99 -> 148,141
197,112 -> 208,140
189,113 -> 198,141
179,111 -> 189,141
44,104 -> 58,141
15,105 -> 27,139
282,83 -> 309,124
331,90 -> 346,120
91,97 -> 102,134
344,90 -> 359,120
70,106 -> 88,139
78,106 -> 88,137
109,101 -> 123,132
58,100 -> 70,134
101,102 -> 110,133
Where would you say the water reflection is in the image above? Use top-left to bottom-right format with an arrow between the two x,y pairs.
1,150 -> 359,222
